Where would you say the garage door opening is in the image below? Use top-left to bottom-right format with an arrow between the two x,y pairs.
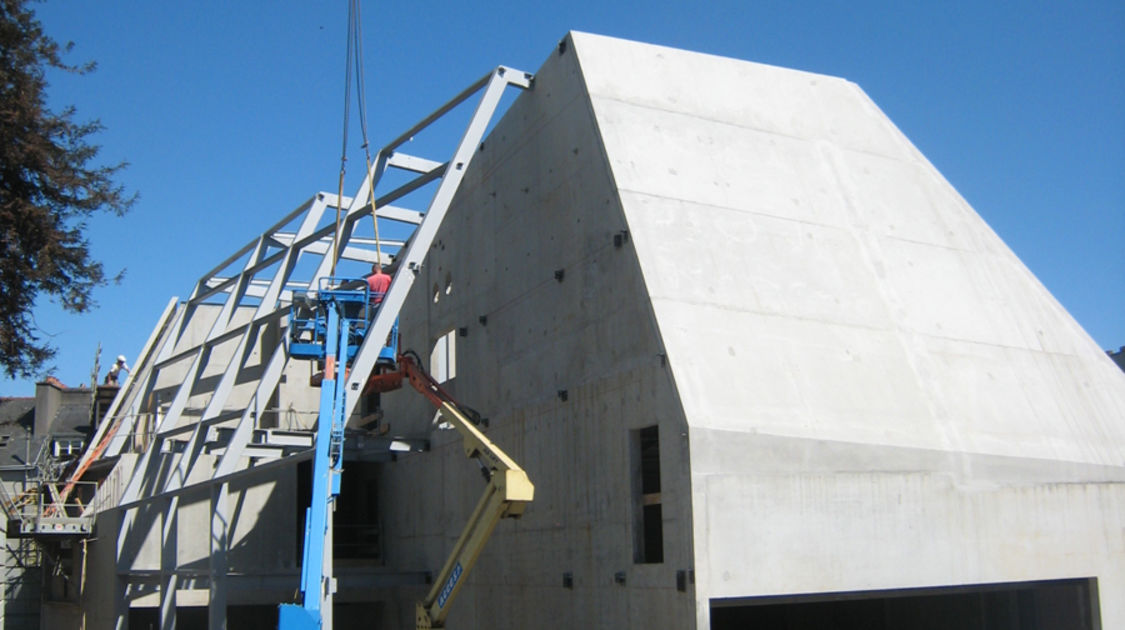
710,578 -> 1099,630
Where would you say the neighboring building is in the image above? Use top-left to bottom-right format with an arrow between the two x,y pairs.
0,396 -> 40,630
57,33 -> 1125,629
1109,346 -> 1125,373
0,378 -> 108,630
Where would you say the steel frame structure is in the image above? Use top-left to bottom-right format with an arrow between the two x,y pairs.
61,66 -> 532,630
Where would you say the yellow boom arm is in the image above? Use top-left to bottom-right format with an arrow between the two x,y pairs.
409,391 -> 534,629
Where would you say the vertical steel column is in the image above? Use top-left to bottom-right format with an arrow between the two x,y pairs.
290,301 -> 341,622
343,67 -> 532,419
160,501 -> 177,630
209,482 -> 229,629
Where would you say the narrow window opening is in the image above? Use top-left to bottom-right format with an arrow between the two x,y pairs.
335,462 -> 381,561
295,460 -> 311,566
430,329 -> 457,384
631,425 -> 663,563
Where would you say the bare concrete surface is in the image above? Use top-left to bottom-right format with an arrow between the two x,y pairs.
73,32 -> 1124,629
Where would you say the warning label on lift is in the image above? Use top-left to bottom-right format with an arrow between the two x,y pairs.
437,562 -> 463,609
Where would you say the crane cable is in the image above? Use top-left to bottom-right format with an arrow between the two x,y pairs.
352,0 -> 384,271
331,0 -> 382,277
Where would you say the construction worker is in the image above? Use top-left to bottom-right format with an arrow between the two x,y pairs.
366,262 -> 391,306
105,355 -> 129,385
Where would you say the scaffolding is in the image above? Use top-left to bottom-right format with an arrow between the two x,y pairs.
51,65 -> 533,628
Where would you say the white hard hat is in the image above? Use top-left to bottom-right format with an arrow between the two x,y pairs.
117,355 -> 127,363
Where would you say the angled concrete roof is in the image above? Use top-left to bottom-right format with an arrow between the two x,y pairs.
384,32 -> 1125,627
571,30 -> 1125,464
556,31 -> 1125,621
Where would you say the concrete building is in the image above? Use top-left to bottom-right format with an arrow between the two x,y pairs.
52,32 -> 1125,629
1,378 -> 112,629
0,395 -> 40,630
1109,347 -> 1125,373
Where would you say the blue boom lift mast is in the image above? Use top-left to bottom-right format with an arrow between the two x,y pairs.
279,278 -> 385,629
277,275 -> 533,630
268,51 -> 532,628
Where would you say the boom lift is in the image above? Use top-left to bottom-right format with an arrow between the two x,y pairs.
279,281 -> 533,629
366,353 -> 535,629
279,278 -> 373,629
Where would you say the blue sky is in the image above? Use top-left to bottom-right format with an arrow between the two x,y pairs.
3,1 -> 1122,394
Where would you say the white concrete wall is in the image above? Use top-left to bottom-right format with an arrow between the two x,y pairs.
373,34 -> 697,629
565,31 -> 1125,628
76,467 -> 299,628
74,31 -> 1125,630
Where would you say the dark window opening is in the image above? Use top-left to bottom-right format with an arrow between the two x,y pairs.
640,426 -> 661,495
335,461 -> 382,561
297,459 -> 381,567
632,425 -> 663,563
228,605 -> 279,629
129,606 -> 278,630
295,459 -> 311,565
642,503 -> 664,563
710,577 -> 1100,630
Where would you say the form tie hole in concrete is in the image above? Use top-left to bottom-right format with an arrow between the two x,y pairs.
555,269 -> 565,282
478,315 -> 487,326
614,230 -> 630,248
557,389 -> 568,402
562,572 -> 573,589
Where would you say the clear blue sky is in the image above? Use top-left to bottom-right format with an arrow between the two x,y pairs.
3,1 -> 1122,394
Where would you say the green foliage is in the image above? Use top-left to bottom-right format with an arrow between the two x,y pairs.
0,0 -> 134,378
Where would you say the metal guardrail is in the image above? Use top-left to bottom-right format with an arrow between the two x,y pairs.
6,481 -> 97,537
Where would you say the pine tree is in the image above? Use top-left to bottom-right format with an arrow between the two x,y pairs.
0,0 -> 134,378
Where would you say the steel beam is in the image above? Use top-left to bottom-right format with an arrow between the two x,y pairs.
76,64 -> 533,630
344,66 -> 533,418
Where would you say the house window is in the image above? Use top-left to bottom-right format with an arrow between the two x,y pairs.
52,438 -> 85,458
430,329 -> 457,384
631,425 -> 663,563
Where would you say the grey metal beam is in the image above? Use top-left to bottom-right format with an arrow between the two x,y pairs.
160,503 -> 177,630
151,309 -> 286,373
254,195 -> 328,320
209,482 -> 229,629
161,325 -> 255,494
206,236 -> 267,342
387,152 -> 444,174
119,568 -> 429,590
192,196 -> 315,296
79,297 -> 178,463
214,340 -> 289,477
382,71 -> 492,152
115,448 -> 313,513
374,204 -> 425,225
265,236 -> 405,262
343,66 -> 533,419
86,65 -> 533,630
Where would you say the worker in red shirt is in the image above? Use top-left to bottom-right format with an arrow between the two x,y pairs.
367,262 -> 391,306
